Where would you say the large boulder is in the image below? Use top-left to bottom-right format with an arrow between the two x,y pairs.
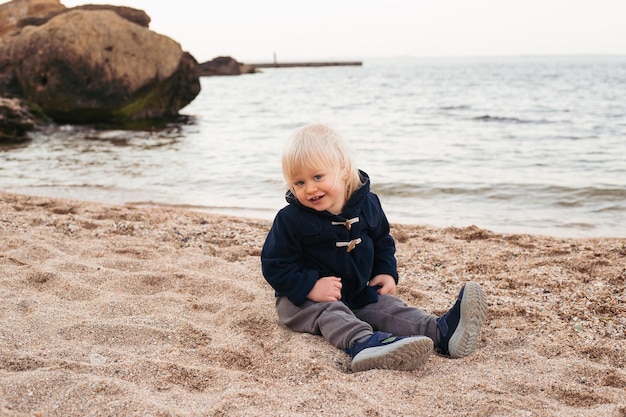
0,2 -> 200,124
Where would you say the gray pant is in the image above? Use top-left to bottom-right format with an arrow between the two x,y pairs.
276,295 -> 439,350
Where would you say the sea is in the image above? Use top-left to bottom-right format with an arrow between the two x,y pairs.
1,56 -> 625,238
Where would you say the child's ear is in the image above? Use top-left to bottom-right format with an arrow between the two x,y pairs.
341,165 -> 350,180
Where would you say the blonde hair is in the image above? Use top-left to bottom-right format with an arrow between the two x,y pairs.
282,124 -> 363,201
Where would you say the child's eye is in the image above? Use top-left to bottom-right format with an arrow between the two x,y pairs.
294,180 -> 305,187
313,175 -> 323,181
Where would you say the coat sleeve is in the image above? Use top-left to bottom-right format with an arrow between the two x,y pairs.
261,210 -> 320,306
367,193 -> 399,282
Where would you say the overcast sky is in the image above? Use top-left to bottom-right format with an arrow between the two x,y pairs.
14,0 -> 626,63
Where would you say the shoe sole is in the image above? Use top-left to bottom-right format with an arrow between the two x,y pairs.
350,336 -> 433,372
447,282 -> 488,358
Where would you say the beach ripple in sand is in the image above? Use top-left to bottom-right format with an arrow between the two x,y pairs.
0,192 -> 624,416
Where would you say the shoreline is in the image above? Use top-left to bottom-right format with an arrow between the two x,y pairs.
6,186 -> 622,240
1,191 -> 625,416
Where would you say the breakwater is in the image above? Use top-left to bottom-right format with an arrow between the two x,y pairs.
250,61 -> 362,68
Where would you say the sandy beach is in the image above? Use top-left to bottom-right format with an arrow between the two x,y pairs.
0,191 -> 624,416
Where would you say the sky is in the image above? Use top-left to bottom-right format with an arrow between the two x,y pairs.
9,0 -> 626,63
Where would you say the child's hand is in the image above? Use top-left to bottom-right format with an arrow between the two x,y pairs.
307,276 -> 342,302
368,274 -> 397,295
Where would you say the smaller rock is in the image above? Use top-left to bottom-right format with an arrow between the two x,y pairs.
198,56 -> 257,76
0,97 -> 41,141
89,352 -> 108,366
0,0 -> 66,37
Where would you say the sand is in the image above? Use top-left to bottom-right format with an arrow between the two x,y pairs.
0,191 -> 624,417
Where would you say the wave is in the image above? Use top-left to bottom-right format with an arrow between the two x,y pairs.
372,182 -> 626,204
473,114 -> 548,124
440,105 -> 471,110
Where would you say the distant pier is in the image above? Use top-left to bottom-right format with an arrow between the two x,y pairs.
197,57 -> 363,77
249,61 -> 362,69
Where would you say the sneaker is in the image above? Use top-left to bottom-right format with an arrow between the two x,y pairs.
436,282 -> 487,358
345,331 -> 433,372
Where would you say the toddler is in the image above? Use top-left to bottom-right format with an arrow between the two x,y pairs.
261,124 -> 487,372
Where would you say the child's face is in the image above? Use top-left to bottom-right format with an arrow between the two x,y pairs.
290,166 -> 346,215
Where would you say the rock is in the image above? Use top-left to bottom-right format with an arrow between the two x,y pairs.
70,4 -> 151,27
0,0 -> 65,38
89,352 -> 108,366
0,97 -> 41,141
16,4 -> 151,31
0,2 -> 200,124
198,56 -> 257,76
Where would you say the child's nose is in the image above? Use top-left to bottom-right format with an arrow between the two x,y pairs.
305,182 -> 317,193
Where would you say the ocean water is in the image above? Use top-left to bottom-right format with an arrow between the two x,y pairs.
1,56 -> 625,238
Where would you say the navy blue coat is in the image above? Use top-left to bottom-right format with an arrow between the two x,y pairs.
261,172 -> 398,309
